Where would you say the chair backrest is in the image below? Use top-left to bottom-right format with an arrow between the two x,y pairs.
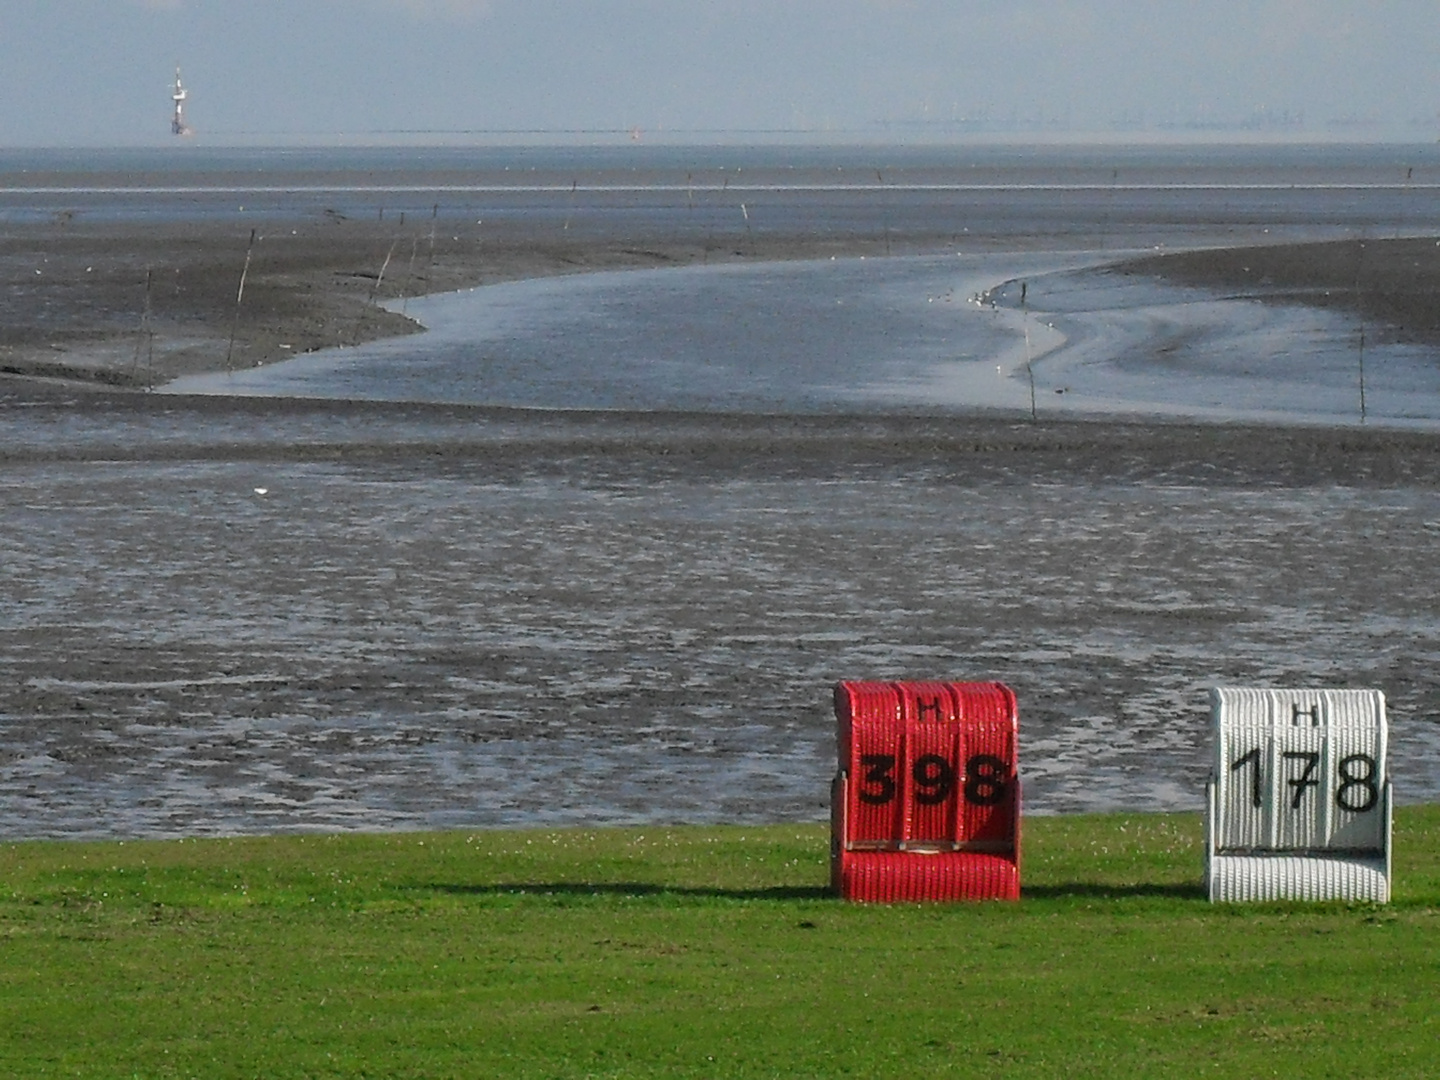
1210,687 -> 1388,855
835,681 -> 1018,852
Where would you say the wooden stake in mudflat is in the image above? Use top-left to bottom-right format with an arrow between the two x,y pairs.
425,203 -> 438,288
354,239 -> 399,345
1022,281 -> 1037,421
1355,240 -> 1368,424
399,235 -> 419,317
132,268 -> 154,390
1358,325 -> 1368,424
878,170 -> 891,256
225,229 -> 257,373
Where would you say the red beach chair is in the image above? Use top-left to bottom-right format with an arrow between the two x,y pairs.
831,681 -> 1021,902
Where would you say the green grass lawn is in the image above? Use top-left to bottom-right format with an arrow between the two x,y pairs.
2,808 -> 1438,1078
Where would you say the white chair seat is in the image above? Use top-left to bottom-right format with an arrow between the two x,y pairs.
1208,852 -> 1390,903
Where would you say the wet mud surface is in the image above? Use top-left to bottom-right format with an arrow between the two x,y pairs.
0,220 -> 858,387
7,148 -> 1440,838
4,387 -> 1440,837
1118,236 -> 1440,346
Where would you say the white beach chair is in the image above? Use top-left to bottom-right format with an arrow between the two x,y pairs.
1205,687 -> 1391,903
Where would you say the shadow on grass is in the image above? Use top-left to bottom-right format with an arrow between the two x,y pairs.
418,882 -> 833,901
1023,882 -> 1206,900
417,881 -> 1207,902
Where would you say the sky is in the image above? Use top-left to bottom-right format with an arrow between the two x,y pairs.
1,0 -> 1439,146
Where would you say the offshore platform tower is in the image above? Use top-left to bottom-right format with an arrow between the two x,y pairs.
172,68 -> 192,136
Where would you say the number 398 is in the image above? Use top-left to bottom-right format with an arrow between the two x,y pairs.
858,753 -> 1009,807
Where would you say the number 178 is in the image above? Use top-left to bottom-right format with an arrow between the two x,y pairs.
1230,748 -> 1378,813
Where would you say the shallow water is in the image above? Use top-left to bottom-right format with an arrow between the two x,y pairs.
165,249 -> 1440,428
164,253 -> 1064,412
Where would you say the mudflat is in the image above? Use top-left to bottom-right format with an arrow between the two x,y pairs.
0,216 -> 904,386
5,383 -> 1440,836
1117,236 -> 1440,345
3,172 -> 1440,837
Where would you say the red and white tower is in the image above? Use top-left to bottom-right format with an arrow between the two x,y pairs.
171,68 -> 192,136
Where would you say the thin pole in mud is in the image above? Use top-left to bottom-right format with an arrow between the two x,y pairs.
1399,167 -> 1414,240
1095,168 -> 1118,250
1358,329 -> 1368,423
1355,240 -> 1368,423
564,179 -> 577,231
1022,281 -> 1037,421
425,204 -> 438,288
355,239 -> 399,346
132,268 -> 154,390
399,235 -> 419,317
709,175 -> 730,262
224,229 -> 257,374
878,170 -> 892,256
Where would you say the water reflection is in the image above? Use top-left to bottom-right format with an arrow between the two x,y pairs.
166,251 -> 1440,429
